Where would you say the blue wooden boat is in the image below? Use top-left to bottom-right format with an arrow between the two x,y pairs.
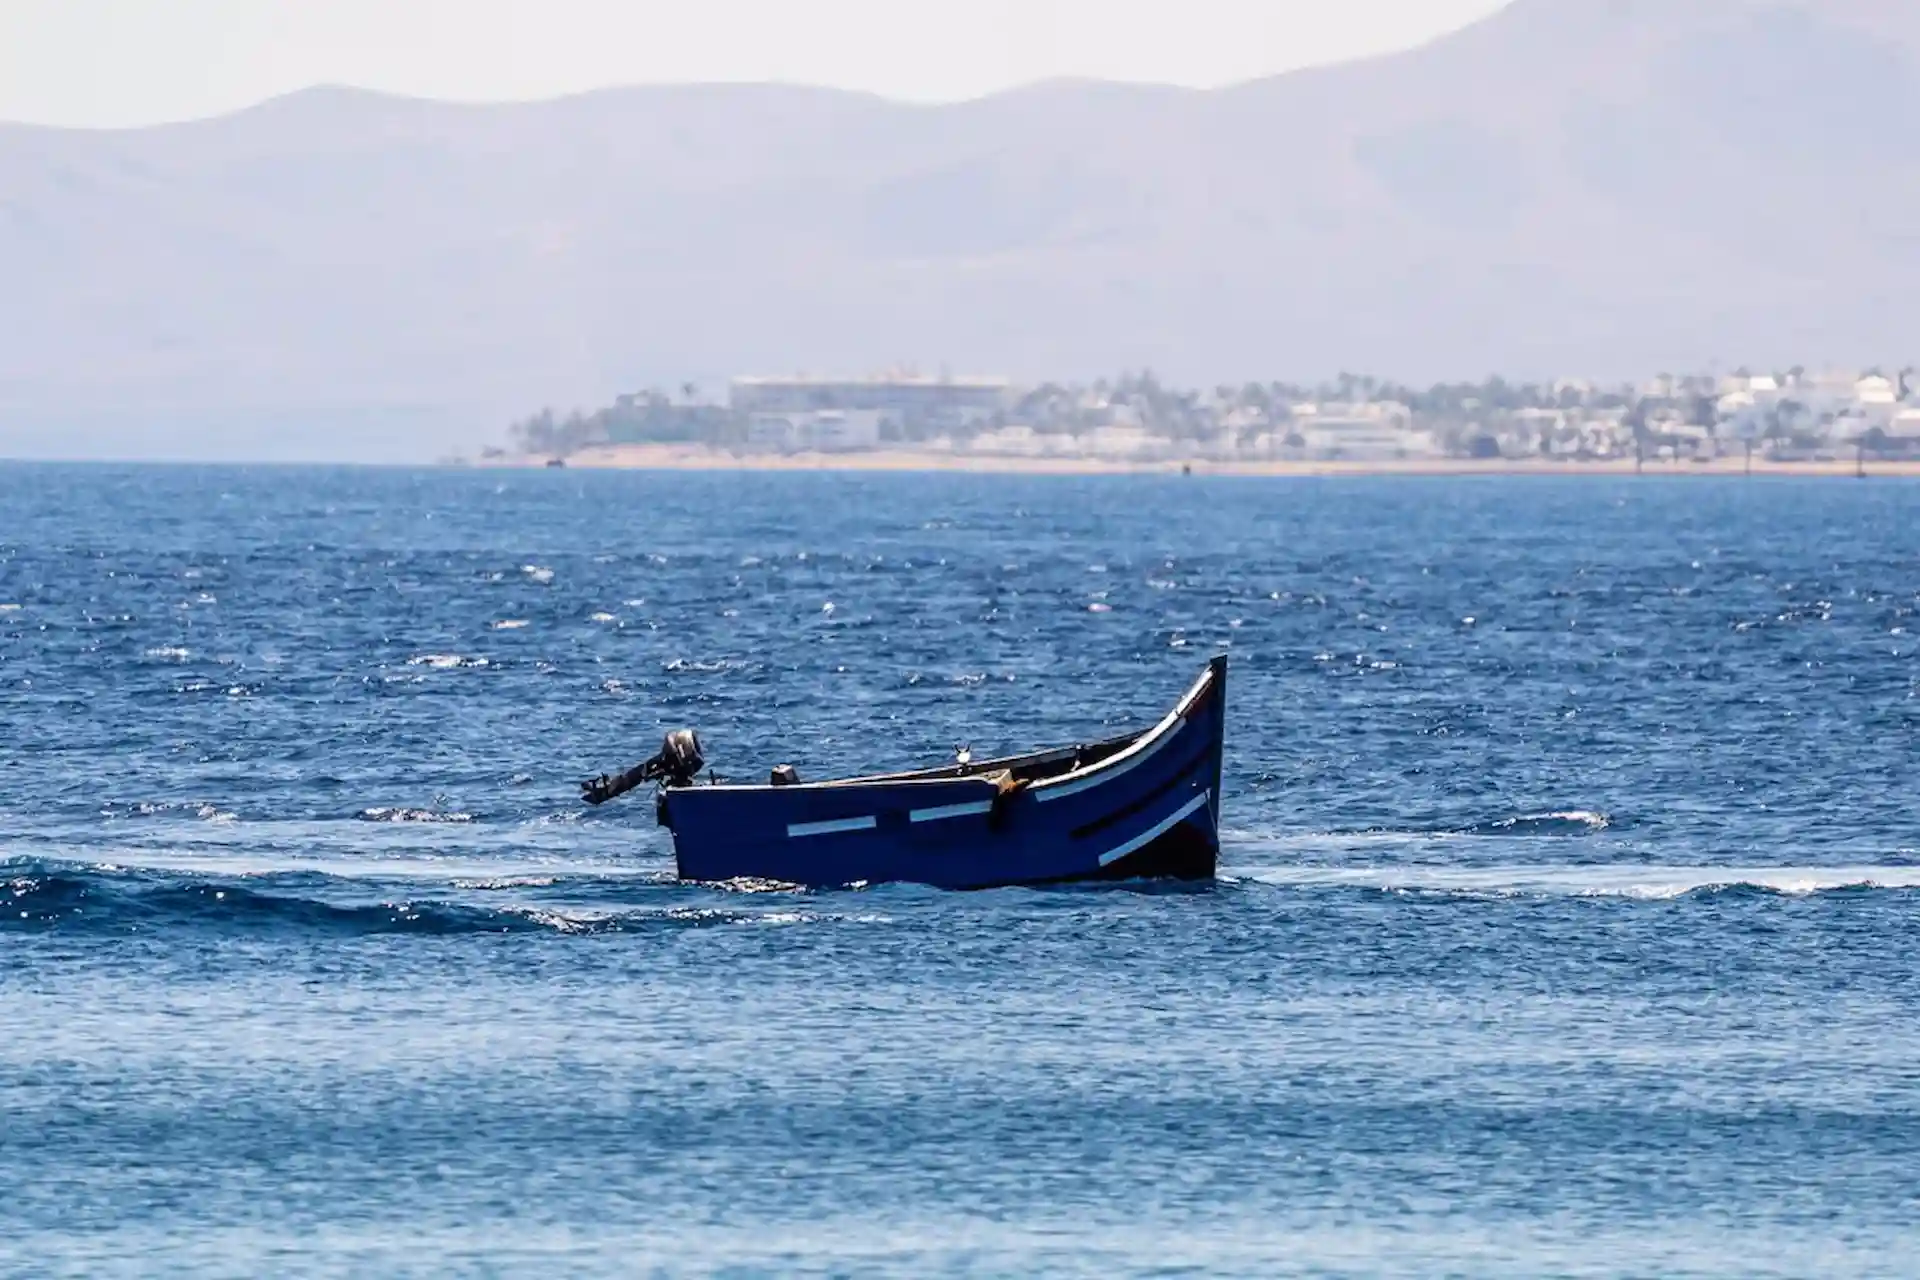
582,656 -> 1226,889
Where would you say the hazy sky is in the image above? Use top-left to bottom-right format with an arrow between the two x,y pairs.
0,0 -> 1509,127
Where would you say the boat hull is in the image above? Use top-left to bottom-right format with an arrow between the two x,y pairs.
659,657 -> 1226,889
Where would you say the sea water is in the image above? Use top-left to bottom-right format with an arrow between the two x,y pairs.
3,465 -> 1919,1277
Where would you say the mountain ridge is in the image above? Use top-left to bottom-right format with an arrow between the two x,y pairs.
3,0 -> 1918,460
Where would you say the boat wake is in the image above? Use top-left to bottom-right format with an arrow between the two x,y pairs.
1230,863 -> 1920,900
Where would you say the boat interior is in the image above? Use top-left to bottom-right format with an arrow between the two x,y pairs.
692,727 -> 1149,793
681,659 -> 1219,794
861,729 -> 1146,788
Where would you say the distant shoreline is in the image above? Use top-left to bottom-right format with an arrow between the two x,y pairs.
491,443 -> 1920,479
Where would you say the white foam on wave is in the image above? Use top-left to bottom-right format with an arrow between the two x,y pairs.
662,657 -> 750,673
95,799 -> 236,822
145,646 -> 192,661
407,654 -> 489,669
1232,864 -> 1920,899
359,807 -> 474,824
1478,809 -> 1611,834
492,619 -> 531,631
521,565 -> 555,585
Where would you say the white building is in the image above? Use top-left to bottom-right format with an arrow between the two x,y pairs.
971,425 -> 1045,456
1888,407 -> 1920,442
1856,375 -> 1900,427
1717,390 -> 1767,441
731,374 -> 1009,432
1287,401 -> 1428,459
746,410 -> 883,452
1083,424 -> 1157,459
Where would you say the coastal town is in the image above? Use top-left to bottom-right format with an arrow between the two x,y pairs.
491,367 -> 1920,470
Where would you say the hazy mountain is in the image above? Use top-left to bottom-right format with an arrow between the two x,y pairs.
3,0 -> 1919,460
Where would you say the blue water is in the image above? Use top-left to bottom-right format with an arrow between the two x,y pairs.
5,465 -> 1920,1277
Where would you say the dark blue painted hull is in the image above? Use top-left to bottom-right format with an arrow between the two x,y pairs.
659,657 -> 1226,889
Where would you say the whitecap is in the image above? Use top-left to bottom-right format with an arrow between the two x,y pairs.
407,654 -> 489,669
358,807 -> 475,824
1468,810 -> 1611,836
522,565 -> 555,585
514,908 -> 606,934
492,619 -> 531,630
1088,602 -> 1113,613
145,646 -> 192,660
663,657 -> 744,673
589,612 -> 617,624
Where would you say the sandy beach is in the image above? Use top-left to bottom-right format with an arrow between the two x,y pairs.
514,442 -> 1920,479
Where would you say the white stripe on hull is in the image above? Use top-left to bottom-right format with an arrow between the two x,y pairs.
787,816 -> 878,839
909,800 -> 997,823
1098,790 -> 1212,867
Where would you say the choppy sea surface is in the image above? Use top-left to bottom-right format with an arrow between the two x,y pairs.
4,464 -> 1920,1277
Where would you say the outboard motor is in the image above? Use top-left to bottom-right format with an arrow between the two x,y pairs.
654,729 -> 705,787
581,729 -> 705,805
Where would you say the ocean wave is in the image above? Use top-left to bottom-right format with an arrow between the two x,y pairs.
1257,812 -> 1615,846
97,800 -> 237,822
1233,864 -> 1920,901
0,861 -> 873,936
357,807 -> 475,824
663,657 -> 755,673
1458,810 -> 1612,836
453,876 -> 559,890
407,654 -> 489,669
